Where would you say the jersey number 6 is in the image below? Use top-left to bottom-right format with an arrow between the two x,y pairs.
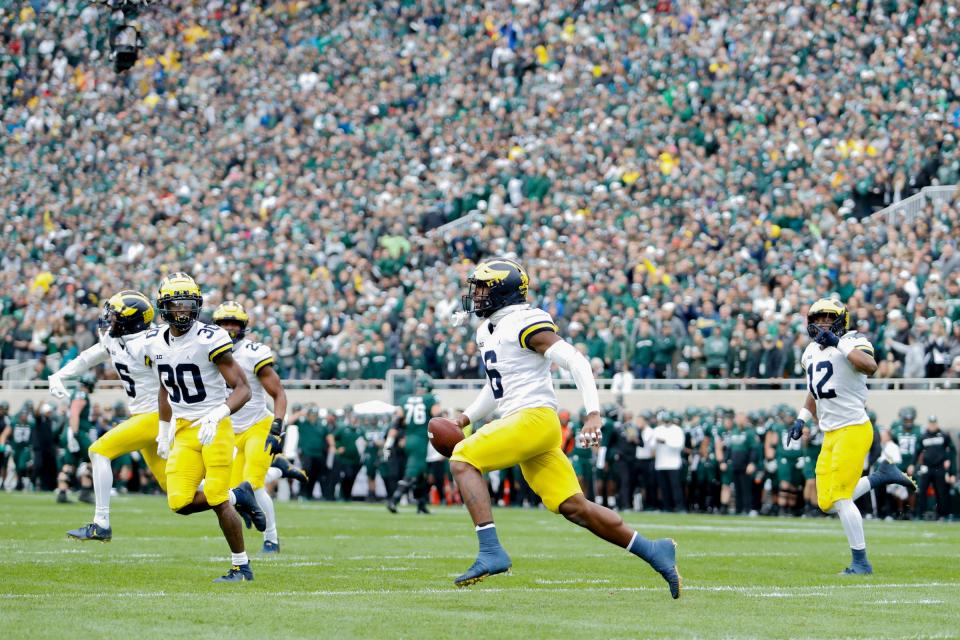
157,363 -> 208,404
483,350 -> 504,399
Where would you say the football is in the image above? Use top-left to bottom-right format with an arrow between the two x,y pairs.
428,416 -> 464,458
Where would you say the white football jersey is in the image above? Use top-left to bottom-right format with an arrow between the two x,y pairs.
230,338 -> 276,432
102,331 -> 159,415
475,306 -> 559,418
801,332 -> 874,432
143,322 -> 236,421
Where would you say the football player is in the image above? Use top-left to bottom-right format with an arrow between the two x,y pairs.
47,291 -> 166,540
213,300 -> 292,553
449,259 -> 680,597
56,374 -> 98,504
144,273 -> 261,582
791,298 -> 915,574
386,372 -> 439,515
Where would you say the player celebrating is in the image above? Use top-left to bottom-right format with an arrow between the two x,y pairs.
46,291 -> 166,540
213,301 -> 289,553
792,298 -> 915,574
144,273 -> 260,582
386,372 -> 439,515
449,259 -> 680,597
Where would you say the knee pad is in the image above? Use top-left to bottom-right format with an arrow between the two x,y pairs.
817,494 -> 833,513
168,493 -> 194,512
202,475 -> 229,507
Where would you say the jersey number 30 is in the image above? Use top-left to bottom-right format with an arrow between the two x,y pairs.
157,363 -> 207,404
807,362 -> 837,401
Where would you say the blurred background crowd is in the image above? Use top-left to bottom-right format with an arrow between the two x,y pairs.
3,398 -> 956,521
2,0 -> 960,384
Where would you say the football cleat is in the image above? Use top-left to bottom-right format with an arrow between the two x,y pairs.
232,481 -> 266,532
78,489 -> 95,505
271,456 -> 308,483
67,523 -> 112,542
869,460 -> 916,493
417,502 -> 431,515
56,490 -> 71,504
648,538 -> 682,599
840,561 -> 873,575
454,548 -> 512,588
386,498 -> 398,514
213,564 -> 254,583
262,540 -> 280,554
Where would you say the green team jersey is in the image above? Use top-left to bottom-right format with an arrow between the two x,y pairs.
774,422 -> 804,460
569,420 -> 594,473
69,390 -> 97,442
400,393 -> 436,447
722,426 -> 757,469
11,411 -> 34,451
892,423 -> 920,470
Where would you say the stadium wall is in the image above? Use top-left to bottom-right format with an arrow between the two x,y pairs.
3,389 -> 958,426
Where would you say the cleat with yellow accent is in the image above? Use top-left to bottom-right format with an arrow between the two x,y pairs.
67,523 -> 112,542
454,549 -> 512,588
214,564 -> 253,583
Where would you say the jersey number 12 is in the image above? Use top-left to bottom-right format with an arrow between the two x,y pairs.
807,362 -> 837,400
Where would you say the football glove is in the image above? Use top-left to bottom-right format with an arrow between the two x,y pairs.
264,418 -> 285,454
67,430 -> 80,453
787,419 -> 804,443
810,325 -> 839,348
156,420 -> 172,459
192,404 -> 230,446
48,372 -> 69,399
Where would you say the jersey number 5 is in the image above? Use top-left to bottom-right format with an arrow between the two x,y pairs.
483,350 -> 504,399
114,363 -> 136,398
157,363 -> 207,404
807,362 -> 837,401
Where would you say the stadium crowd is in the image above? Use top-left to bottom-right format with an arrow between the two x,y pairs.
2,1 -> 960,383
3,398 -> 956,521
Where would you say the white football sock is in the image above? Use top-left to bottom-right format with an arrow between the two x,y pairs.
835,499 -> 866,550
852,476 -> 871,501
265,467 -> 282,483
231,551 -> 249,566
91,453 -> 113,528
255,487 -> 278,544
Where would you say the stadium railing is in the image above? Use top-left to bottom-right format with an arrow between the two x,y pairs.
871,184 -> 957,226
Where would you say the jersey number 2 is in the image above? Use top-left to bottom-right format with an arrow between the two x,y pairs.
483,350 -> 504,399
807,362 -> 837,400
157,363 -> 207,404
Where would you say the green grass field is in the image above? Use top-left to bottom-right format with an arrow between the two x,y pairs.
2,493 -> 959,639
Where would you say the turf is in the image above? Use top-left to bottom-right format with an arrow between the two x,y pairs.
2,493 -> 959,640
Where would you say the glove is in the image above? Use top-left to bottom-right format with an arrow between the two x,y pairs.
264,417 -> 285,454
48,372 -> 69,399
788,419 -> 804,443
191,404 -> 230,446
156,420 -> 172,460
810,325 -> 839,348
67,430 -> 80,453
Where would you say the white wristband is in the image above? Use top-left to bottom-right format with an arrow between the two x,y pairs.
797,407 -> 813,423
838,341 -> 855,357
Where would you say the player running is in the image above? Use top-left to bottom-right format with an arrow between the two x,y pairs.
46,291 -> 164,540
212,301 -> 290,553
792,298 -> 915,574
144,273 -> 261,582
449,258 -> 680,597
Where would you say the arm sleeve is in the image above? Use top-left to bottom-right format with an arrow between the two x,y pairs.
544,339 -> 600,414
463,384 -> 497,425
57,343 -> 109,378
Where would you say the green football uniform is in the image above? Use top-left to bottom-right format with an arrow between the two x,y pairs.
891,423 -> 919,472
569,421 -> 595,484
774,423 -> 805,486
400,393 -> 436,479
802,424 -> 824,481
11,411 -> 34,474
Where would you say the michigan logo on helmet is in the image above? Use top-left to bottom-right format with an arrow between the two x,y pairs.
212,300 -> 250,342
157,273 -> 203,331
461,258 -> 529,318
100,290 -> 154,338
806,298 -> 849,339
